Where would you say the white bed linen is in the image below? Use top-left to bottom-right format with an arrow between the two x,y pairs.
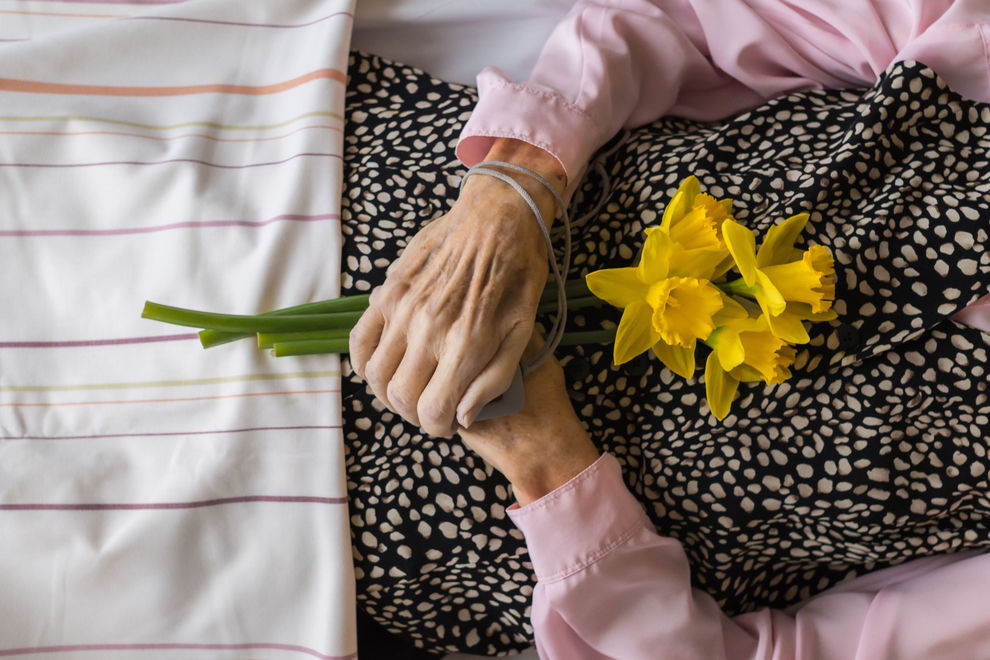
0,1 -> 356,658
352,0 -> 574,85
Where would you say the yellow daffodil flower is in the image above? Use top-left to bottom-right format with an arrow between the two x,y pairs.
650,175 -> 734,252
587,228 -> 743,372
722,213 -> 835,342
704,314 -> 798,420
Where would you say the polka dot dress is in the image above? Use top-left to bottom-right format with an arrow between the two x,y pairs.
340,53 -> 990,656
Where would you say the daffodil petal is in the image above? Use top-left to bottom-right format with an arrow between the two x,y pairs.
652,340 -> 696,379
678,175 -> 701,198
637,228 -> 672,282
765,310 -> 811,344
661,176 -> 700,228
668,246 -> 730,280
586,267 -> 647,308
731,364 -> 766,383
660,190 -> 691,230
714,330 -> 745,371
705,350 -> 739,421
712,293 -> 749,326
785,301 -> 838,322
712,253 -> 737,280
722,219 -> 759,286
756,213 -> 809,268
755,270 -> 787,316
614,300 -> 659,364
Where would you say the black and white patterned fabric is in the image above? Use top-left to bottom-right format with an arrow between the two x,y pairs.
340,52 -> 990,656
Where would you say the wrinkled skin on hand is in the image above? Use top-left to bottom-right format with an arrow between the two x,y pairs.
349,141 -> 566,437
458,333 -> 600,506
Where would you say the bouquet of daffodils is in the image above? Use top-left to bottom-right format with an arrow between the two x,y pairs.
142,176 -> 835,420
585,176 -> 836,419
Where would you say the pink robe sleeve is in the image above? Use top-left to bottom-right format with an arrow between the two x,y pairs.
507,453 -> 990,659
457,0 -> 990,182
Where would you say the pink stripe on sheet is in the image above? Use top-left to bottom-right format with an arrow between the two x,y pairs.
0,9 -> 127,18
0,152 -> 340,169
0,334 -> 197,348
134,11 -> 353,29
0,10 -> 352,29
0,644 -> 356,660
0,389 -> 339,408
2,425 -> 342,441
0,212 -> 340,238
0,495 -> 347,511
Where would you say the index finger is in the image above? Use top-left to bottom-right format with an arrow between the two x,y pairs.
348,305 -> 385,380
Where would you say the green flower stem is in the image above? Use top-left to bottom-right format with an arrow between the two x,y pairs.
191,279 -> 591,349
144,279 -> 599,350
718,278 -> 759,298
142,301 -> 363,333
269,328 -> 615,356
557,329 -> 616,347
272,338 -> 350,357
197,295 -> 370,348
258,329 -> 351,349
537,295 -> 602,315
558,278 -> 593,300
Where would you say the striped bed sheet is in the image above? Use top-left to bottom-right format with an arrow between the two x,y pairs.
0,2 -> 357,659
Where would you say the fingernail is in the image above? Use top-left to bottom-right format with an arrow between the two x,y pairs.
458,408 -> 477,429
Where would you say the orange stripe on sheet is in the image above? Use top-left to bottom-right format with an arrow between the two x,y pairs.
0,68 -> 346,97
0,389 -> 339,407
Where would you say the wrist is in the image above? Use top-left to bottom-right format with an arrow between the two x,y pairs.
506,437 -> 600,506
483,138 -> 566,192
480,138 -> 566,230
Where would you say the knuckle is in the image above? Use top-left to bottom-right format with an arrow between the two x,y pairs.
363,358 -> 385,388
386,381 -> 413,417
418,395 -> 453,436
367,285 -> 388,308
348,325 -> 364,350
348,324 -> 370,354
348,356 -> 366,380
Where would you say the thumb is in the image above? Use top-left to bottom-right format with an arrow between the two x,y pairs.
457,324 -> 541,428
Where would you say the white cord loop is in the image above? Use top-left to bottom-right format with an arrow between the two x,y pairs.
460,160 -> 571,376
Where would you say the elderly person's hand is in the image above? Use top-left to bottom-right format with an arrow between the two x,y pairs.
349,139 -> 567,437
458,332 -> 599,506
